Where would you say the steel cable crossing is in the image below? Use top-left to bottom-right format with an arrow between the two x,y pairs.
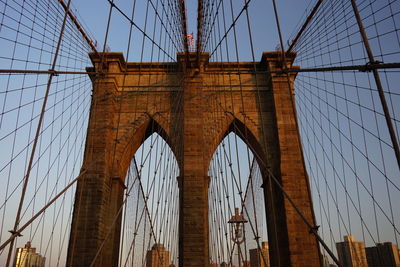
198,0 -> 400,266
0,0 -> 399,266
0,0 -> 184,265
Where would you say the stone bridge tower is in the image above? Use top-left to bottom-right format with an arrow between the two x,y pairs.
66,51 -> 321,267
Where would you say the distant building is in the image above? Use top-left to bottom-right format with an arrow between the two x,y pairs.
13,241 -> 45,267
336,236 -> 368,267
146,243 -> 170,267
249,242 -> 270,267
322,254 -> 330,267
321,254 -> 337,267
365,242 -> 400,267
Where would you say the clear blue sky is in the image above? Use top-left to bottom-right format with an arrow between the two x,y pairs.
71,0 -> 314,61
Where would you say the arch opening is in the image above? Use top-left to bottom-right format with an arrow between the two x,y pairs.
116,117 -> 180,185
208,131 -> 269,267
118,132 -> 180,267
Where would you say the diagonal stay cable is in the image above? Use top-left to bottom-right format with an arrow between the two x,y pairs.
0,170 -> 87,252
4,0 -> 75,265
105,0 -> 176,61
208,0 -> 252,58
350,0 -> 400,171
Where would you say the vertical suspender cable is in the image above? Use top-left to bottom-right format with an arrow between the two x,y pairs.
350,0 -> 400,171
269,0 -> 340,265
5,1 -> 73,266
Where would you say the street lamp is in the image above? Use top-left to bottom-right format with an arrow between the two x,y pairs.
228,207 -> 247,267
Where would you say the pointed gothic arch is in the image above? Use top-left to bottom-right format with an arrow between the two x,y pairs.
67,52 -> 321,267
115,116 -> 181,184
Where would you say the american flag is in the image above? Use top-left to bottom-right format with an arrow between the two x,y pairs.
187,33 -> 195,48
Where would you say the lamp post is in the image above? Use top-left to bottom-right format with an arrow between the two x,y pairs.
228,208 -> 247,267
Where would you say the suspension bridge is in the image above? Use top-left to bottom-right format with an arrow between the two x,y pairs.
0,0 -> 399,266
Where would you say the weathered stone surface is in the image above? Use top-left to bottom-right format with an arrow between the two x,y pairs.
67,52 -> 321,267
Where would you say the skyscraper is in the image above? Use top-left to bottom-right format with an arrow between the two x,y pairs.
146,243 -> 170,267
249,242 -> 270,267
336,236 -> 368,267
13,241 -> 45,267
365,242 -> 400,267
